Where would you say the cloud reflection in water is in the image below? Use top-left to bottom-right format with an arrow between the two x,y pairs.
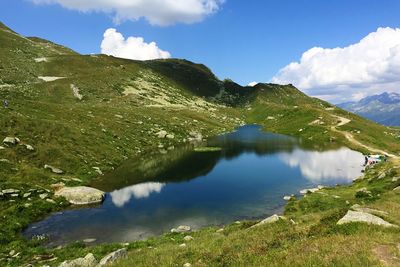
279,147 -> 364,183
111,182 -> 165,207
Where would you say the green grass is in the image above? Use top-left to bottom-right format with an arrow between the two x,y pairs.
194,147 -> 222,152
1,21 -> 400,266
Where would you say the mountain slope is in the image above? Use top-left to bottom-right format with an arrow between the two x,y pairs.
339,92 -> 400,126
1,22 -> 400,266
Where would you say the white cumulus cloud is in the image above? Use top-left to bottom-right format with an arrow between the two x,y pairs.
101,28 -> 171,60
30,0 -> 225,26
271,27 -> 400,103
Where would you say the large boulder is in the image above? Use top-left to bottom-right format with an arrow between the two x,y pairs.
58,253 -> 97,267
98,248 -> 127,266
55,186 -> 105,205
337,210 -> 397,228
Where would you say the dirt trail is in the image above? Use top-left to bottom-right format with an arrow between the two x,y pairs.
331,115 -> 398,159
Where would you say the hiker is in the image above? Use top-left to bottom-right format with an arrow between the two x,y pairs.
3,100 -> 8,108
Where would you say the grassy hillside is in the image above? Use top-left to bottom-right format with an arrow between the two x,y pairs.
0,22 -> 400,266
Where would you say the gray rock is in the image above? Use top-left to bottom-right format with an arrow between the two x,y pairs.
156,130 -> 168,139
23,193 -> 31,198
3,137 -> 20,145
251,214 -> 285,228
39,193 -> 48,199
55,186 -> 105,205
171,225 -> 191,233
337,210 -> 397,227
183,235 -> 194,241
46,199 -> 56,204
188,132 -> 202,142
300,188 -> 319,195
166,134 -> 175,139
356,187 -> 372,196
98,248 -> 127,266
58,253 -> 97,267
283,195 -> 293,201
351,204 -> 388,216
25,144 -> 34,151
83,238 -> 96,243
44,165 -> 64,174
2,189 -> 19,194
92,167 -> 103,176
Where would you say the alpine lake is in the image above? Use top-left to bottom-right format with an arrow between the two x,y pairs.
24,125 -> 365,246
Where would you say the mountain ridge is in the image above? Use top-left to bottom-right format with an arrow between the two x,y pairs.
338,92 -> 400,126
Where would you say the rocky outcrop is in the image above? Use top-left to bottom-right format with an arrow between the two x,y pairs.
58,253 -> 97,267
350,204 -> 388,216
98,248 -> 127,266
337,210 -> 397,228
55,186 -> 105,205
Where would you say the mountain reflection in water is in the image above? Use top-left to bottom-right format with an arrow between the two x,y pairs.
24,125 -> 364,246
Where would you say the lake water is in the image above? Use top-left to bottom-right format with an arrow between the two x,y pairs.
24,125 -> 364,246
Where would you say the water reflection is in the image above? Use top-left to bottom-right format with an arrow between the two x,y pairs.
110,182 -> 165,207
24,125 -> 364,246
279,147 -> 365,183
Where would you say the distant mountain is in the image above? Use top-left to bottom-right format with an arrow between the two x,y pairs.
338,92 -> 400,126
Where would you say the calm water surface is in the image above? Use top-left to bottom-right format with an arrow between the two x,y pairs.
25,125 -> 364,246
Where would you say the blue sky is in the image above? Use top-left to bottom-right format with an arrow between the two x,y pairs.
1,0 -> 400,103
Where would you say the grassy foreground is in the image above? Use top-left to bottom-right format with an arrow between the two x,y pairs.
1,21 -> 400,266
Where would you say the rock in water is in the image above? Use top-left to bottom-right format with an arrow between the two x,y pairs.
58,253 -> 97,267
98,248 -> 127,266
55,186 -> 105,205
44,164 -> 64,174
337,210 -> 397,227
